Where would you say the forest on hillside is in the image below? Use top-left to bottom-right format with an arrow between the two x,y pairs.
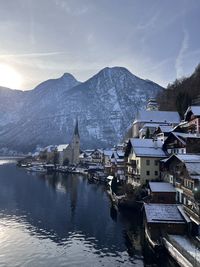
157,64 -> 200,118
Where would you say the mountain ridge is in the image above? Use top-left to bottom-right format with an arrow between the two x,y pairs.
0,66 -> 164,152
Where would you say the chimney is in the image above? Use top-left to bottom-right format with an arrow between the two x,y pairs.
153,137 -> 158,149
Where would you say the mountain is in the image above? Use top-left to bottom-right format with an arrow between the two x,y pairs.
0,67 -> 163,152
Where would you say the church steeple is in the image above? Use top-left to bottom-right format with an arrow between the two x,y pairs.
71,118 -> 80,165
146,98 -> 159,111
74,118 -> 80,137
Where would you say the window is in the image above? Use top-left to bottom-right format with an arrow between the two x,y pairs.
146,159 -> 150,166
146,171 -> 150,176
155,171 -> 158,176
155,160 -> 159,166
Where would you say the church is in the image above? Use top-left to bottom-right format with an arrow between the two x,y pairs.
58,119 -> 80,166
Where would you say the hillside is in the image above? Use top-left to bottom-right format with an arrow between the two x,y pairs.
157,64 -> 200,118
0,67 -> 163,152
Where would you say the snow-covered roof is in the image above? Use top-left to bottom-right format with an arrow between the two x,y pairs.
143,123 -> 161,128
116,150 -> 124,157
175,154 -> 200,163
158,125 -> 173,133
173,132 -> 200,139
185,105 -> 200,118
57,144 -> 69,152
134,110 -> 180,124
149,182 -> 176,193
184,162 -> 200,180
130,138 -> 163,148
133,147 -> 166,158
116,158 -> 124,163
104,150 -> 114,157
130,138 -> 166,158
144,204 -> 185,224
82,149 -> 95,156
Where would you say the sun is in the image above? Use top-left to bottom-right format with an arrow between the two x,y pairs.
0,64 -> 23,89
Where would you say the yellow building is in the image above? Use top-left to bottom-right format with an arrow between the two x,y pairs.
125,138 -> 166,186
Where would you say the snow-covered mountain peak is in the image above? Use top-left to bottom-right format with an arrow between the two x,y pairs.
0,66 -> 164,152
60,72 -> 78,82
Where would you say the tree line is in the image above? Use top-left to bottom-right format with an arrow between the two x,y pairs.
157,64 -> 200,118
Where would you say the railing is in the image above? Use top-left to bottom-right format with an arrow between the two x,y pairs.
163,236 -> 196,267
182,186 -> 194,198
184,205 -> 200,223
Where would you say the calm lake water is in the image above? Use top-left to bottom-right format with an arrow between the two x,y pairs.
0,159 -> 144,267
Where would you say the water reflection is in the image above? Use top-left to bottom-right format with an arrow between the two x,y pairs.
0,161 -> 143,266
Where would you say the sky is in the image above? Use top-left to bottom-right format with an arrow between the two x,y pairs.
0,0 -> 200,90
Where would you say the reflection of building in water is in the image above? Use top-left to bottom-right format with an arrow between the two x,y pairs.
69,175 -> 78,220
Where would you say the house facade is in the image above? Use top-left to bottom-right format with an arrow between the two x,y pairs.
163,132 -> 200,155
162,154 -> 200,234
184,106 -> 200,133
125,138 -> 166,186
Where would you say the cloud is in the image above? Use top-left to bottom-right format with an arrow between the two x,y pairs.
54,0 -> 89,16
175,29 -> 189,78
0,52 -> 65,58
136,12 -> 160,31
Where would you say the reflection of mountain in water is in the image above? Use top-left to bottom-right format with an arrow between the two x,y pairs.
0,163 -> 142,259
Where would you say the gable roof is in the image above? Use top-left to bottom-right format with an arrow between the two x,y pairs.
134,110 -> 180,124
149,182 -> 176,193
164,132 -> 200,146
144,204 -> 185,224
184,105 -> 200,120
185,162 -> 200,180
129,138 -> 166,158
157,125 -> 173,133
57,144 -> 69,152
163,153 -> 200,167
175,154 -> 200,163
103,150 -> 114,157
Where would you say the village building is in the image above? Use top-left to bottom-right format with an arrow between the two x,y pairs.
144,203 -> 190,245
153,125 -> 173,142
103,150 -> 114,174
90,149 -> 104,164
184,105 -> 200,133
57,144 -> 71,165
163,132 -> 200,155
42,120 -> 80,166
132,99 -> 180,138
148,182 -> 176,204
125,138 -> 166,186
161,154 -> 200,235
110,150 -> 125,181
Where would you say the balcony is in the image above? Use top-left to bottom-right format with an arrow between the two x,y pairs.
127,160 -> 136,168
182,186 -> 194,198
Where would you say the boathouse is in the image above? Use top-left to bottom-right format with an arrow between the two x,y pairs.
148,182 -> 176,204
144,204 -> 189,242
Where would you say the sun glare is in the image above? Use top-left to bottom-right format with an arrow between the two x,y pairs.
0,64 -> 23,89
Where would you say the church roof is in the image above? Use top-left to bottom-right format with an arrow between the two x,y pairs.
134,110 -> 180,124
74,119 -> 80,137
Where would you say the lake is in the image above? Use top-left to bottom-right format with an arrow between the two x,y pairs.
0,159 -> 144,267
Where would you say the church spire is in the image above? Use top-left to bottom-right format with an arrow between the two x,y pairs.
74,118 -> 79,138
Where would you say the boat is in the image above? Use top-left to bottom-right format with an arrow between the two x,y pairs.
27,166 -> 47,173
